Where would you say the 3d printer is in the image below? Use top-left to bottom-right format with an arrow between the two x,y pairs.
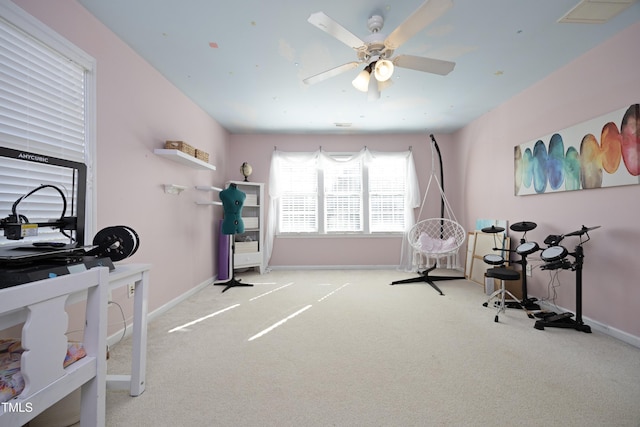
0,147 -> 139,287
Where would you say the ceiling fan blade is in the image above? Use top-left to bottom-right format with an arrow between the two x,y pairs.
308,12 -> 365,50
393,55 -> 455,76
384,0 -> 453,50
303,62 -> 360,85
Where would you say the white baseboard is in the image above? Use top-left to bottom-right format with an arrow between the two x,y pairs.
107,276 -> 214,347
537,301 -> 640,349
267,265 -> 465,275
268,265 -> 399,271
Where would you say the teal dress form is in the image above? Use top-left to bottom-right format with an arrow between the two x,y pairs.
219,184 -> 245,235
216,183 -> 254,292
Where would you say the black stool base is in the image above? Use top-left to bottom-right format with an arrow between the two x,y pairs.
391,265 -> 464,295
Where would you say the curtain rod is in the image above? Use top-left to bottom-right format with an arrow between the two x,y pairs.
273,146 -> 412,152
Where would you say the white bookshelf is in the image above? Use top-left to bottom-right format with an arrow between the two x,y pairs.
228,181 -> 264,274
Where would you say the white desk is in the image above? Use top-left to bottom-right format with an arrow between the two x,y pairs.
105,263 -> 151,397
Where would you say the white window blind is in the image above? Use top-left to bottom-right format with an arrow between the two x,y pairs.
0,16 -> 86,161
369,156 -> 407,232
324,157 -> 362,232
272,149 -> 416,235
0,6 -> 94,245
278,162 -> 318,233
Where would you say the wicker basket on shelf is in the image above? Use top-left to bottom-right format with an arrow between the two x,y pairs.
195,149 -> 209,163
164,140 -> 195,157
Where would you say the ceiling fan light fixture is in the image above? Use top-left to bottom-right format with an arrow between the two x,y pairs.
352,69 -> 370,92
367,73 -> 380,102
374,59 -> 394,82
378,78 -> 393,92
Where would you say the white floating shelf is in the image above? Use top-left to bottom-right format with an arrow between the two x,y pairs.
195,185 -> 223,205
154,149 -> 216,171
195,185 -> 223,192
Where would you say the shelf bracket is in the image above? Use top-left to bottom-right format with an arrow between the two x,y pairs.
163,184 -> 187,195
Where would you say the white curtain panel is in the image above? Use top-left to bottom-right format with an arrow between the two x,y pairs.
265,148 -> 419,270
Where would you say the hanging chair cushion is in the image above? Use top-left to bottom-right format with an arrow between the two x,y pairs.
409,218 -> 466,256
418,234 -> 457,253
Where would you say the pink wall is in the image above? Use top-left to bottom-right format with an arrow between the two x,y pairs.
14,0 -> 231,320
227,133 -> 461,267
455,21 -> 640,338
11,1 -> 638,339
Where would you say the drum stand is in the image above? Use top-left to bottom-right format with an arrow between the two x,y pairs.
509,221 -> 541,311
512,244 -> 540,310
534,244 -> 591,333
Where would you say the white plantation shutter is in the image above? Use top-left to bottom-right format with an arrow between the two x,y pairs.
0,5 -> 95,244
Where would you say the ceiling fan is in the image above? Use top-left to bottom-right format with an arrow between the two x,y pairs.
302,0 -> 456,101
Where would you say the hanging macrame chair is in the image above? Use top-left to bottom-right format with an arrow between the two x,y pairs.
391,135 -> 466,295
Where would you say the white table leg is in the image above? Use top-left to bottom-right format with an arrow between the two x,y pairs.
129,269 -> 149,396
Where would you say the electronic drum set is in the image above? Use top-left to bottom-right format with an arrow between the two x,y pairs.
481,221 -> 599,333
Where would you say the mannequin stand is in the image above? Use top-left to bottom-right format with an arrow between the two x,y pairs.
217,183 -> 253,293
215,240 -> 253,293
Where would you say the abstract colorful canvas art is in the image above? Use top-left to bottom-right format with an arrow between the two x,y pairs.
514,103 -> 639,195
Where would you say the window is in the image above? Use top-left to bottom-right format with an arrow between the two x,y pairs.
271,149 -> 418,235
324,156 -> 362,232
278,162 -> 318,233
368,155 -> 407,233
0,3 -> 96,245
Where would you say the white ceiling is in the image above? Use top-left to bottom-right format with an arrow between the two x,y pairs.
77,0 -> 640,135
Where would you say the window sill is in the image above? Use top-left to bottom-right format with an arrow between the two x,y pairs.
276,232 -> 403,239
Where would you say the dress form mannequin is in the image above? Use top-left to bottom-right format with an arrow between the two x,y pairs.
220,183 -> 246,234
216,183 -> 253,292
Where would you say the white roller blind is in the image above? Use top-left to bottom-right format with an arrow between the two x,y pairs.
0,7 -> 92,244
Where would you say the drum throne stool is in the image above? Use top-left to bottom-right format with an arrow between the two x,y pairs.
483,266 -> 526,322
480,225 -> 534,323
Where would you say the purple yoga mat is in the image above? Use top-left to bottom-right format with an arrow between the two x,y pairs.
217,220 -> 230,281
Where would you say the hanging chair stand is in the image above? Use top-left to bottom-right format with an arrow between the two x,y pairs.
391,134 -> 466,295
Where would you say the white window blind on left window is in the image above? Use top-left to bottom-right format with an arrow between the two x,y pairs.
0,16 -> 86,161
0,5 -> 95,244
278,162 -> 318,233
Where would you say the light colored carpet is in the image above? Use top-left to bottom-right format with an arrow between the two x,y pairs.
105,269 -> 640,427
